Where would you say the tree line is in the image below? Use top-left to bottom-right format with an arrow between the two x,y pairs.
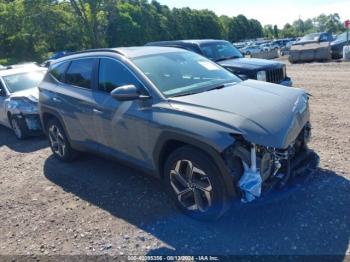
0,0 -> 345,63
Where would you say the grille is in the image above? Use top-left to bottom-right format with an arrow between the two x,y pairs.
266,68 -> 284,84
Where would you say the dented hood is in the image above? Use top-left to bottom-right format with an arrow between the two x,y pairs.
169,80 -> 310,149
218,57 -> 284,71
10,87 -> 39,103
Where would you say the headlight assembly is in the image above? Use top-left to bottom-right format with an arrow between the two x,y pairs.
256,70 -> 267,81
8,98 -> 38,114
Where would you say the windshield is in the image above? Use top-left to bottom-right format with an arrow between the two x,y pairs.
200,42 -> 243,61
3,70 -> 46,93
132,51 -> 240,97
336,32 -> 349,41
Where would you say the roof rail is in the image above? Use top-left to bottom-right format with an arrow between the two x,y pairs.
62,48 -> 124,58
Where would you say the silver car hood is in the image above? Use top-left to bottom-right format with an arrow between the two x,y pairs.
10,87 -> 39,103
169,80 -> 310,149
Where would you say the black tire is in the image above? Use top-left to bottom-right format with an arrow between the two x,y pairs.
46,118 -> 78,162
10,116 -> 28,140
163,146 -> 231,220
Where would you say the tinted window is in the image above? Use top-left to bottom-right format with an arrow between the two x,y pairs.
98,58 -> 140,93
50,62 -> 69,82
65,59 -> 96,89
201,42 -> 243,61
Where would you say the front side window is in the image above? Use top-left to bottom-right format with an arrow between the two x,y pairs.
200,42 -> 243,61
65,58 -> 96,89
50,62 -> 70,82
98,58 -> 140,93
3,70 -> 46,93
132,51 -> 240,97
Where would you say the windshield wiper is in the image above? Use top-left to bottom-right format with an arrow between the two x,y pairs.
171,92 -> 200,97
215,56 -> 241,62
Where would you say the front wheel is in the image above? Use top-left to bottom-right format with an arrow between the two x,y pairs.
164,146 -> 230,220
47,118 -> 78,162
10,117 -> 28,140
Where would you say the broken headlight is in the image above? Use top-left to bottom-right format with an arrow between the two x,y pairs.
8,98 -> 38,114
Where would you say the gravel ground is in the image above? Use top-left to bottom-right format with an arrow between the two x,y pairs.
0,61 -> 349,258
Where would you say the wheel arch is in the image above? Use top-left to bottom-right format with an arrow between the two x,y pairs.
40,108 -> 70,141
153,132 -> 238,199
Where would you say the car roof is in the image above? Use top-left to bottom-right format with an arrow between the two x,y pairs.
0,64 -> 45,77
147,39 -> 229,46
53,46 -> 186,64
116,46 -> 184,58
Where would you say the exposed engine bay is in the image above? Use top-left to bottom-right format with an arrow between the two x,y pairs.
225,123 -> 319,202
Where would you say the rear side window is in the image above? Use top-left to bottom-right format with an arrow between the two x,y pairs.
65,58 -> 96,89
98,58 -> 140,93
50,62 -> 69,82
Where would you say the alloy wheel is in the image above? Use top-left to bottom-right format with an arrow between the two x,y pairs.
48,125 -> 66,158
170,160 -> 213,212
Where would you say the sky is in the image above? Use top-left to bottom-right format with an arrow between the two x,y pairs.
157,0 -> 350,28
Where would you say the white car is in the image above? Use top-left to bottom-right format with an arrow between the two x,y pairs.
0,63 -> 46,139
240,45 -> 262,55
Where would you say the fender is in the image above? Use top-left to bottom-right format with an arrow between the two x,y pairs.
153,131 -> 238,199
39,106 -> 69,138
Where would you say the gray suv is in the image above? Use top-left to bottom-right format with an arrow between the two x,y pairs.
39,47 -> 319,220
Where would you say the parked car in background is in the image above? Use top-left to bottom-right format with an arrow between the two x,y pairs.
41,51 -> 70,68
280,41 -> 295,56
271,39 -> 290,49
146,40 -> 292,86
0,63 -> 46,139
331,32 -> 349,59
294,32 -> 333,45
39,47 -> 318,220
260,42 -> 279,52
232,42 -> 246,49
240,45 -> 263,55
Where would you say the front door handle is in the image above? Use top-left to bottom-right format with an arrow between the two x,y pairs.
52,97 -> 62,103
93,108 -> 103,114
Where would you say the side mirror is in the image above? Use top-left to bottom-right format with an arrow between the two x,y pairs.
110,85 -> 150,101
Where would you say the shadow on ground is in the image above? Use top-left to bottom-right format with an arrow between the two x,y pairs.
0,125 -> 47,153
44,153 -> 350,257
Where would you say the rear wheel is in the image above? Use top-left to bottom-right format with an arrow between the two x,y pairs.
164,146 -> 230,220
47,118 -> 77,162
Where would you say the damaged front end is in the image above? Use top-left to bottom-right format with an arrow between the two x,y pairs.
224,123 -> 319,203
7,97 -> 42,134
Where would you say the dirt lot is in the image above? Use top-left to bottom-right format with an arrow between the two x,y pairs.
0,61 -> 349,257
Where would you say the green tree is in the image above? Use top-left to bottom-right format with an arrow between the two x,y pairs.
68,0 -> 108,48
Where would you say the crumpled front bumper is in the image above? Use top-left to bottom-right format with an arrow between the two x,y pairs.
13,113 -> 42,135
239,149 -> 320,205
